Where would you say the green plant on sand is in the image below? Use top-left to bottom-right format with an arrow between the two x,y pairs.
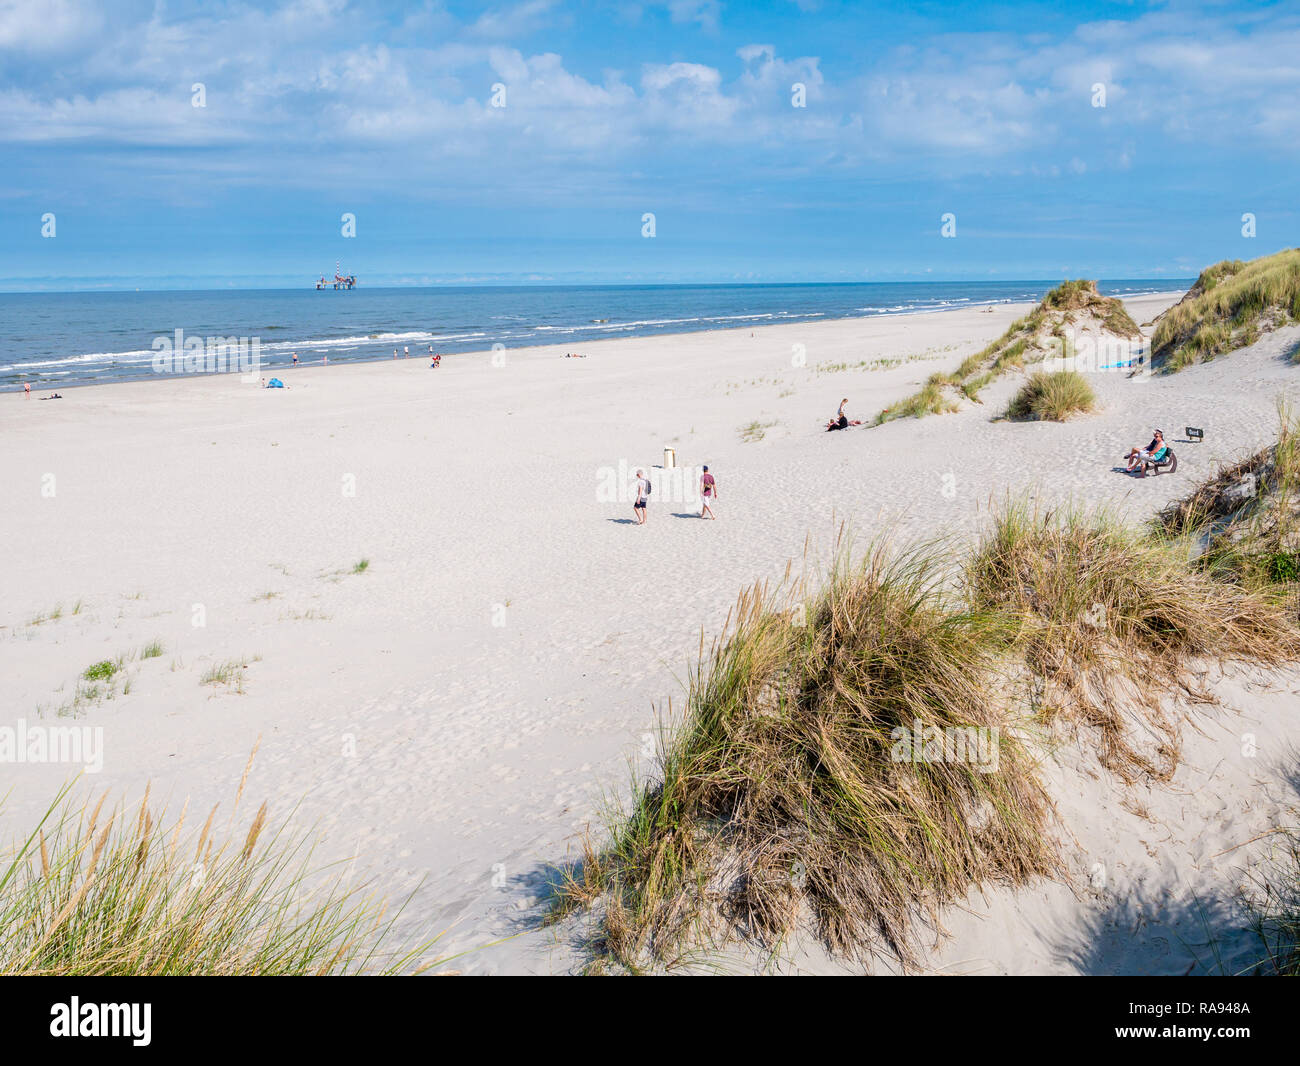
1004,370 -> 1097,421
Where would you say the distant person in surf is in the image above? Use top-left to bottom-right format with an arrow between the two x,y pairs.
699,466 -> 717,519
291,351 -> 299,367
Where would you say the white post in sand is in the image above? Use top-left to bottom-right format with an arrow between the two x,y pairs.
663,447 -> 676,469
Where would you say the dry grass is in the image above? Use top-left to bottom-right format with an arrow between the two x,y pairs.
1250,823 -> 1300,975
0,752 -> 440,975
1152,248 -> 1300,370
557,492 -> 1300,971
1155,403 -> 1300,595
1005,370 -> 1097,422
556,541 -> 1057,970
966,500 -> 1300,783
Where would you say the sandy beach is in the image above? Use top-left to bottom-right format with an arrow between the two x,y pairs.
4,290 -> 1299,974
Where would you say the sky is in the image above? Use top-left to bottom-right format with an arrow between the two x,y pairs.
1,0 -> 1297,290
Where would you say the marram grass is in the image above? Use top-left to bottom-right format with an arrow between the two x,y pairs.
558,502 -> 1300,971
1,759 -> 442,975
1156,402 -> 1300,596
556,540 -> 1058,971
966,499 -> 1300,783
1004,370 -> 1096,421
1152,248 -> 1300,370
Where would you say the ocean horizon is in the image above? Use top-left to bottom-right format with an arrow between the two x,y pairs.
1,279 -> 1190,388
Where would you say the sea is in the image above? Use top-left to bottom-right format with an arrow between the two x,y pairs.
0,280 -> 1190,388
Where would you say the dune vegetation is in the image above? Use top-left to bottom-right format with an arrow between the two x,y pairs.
1004,370 -> 1097,421
1157,402 -> 1300,596
1,755 -> 440,975
1152,248 -> 1300,371
1250,826 -> 1300,975
966,500 -> 1300,784
555,543 -> 1057,971
876,280 -> 1137,425
556,487 -> 1300,971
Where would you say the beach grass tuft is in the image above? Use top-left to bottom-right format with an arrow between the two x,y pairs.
1248,821 -> 1300,975
1004,370 -> 1096,421
0,770 -> 441,975
1155,402 -> 1300,596
556,540 -> 1057,970
966,499 -> 1300,783
1152,248 -> 1300,370
739,419 -> 777,443
200,657 -> 252,693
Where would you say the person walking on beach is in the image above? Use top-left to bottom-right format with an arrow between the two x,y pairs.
699,465 -> 717,519
291,351 -> 298,367
633,469 -> 650,525
23,381 -> 31,399
404,345 -> 410,359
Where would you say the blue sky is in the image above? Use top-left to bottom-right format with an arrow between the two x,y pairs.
1,0 -> 1297,289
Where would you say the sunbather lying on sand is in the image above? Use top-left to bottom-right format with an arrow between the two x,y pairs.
1125,429 -> 1165,472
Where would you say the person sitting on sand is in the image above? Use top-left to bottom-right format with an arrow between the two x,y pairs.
1125,429 -> 1166,472
826,398 -> 850,431
825,398 -> 862,431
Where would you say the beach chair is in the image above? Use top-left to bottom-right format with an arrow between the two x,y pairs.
1141,448 -> 1177,477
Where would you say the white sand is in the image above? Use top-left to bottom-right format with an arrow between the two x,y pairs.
3,291 -> 1298,974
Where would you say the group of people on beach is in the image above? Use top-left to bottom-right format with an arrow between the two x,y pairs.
20,383 -> 61,399
826,397 -> 862,431
632,466 -> 717,524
